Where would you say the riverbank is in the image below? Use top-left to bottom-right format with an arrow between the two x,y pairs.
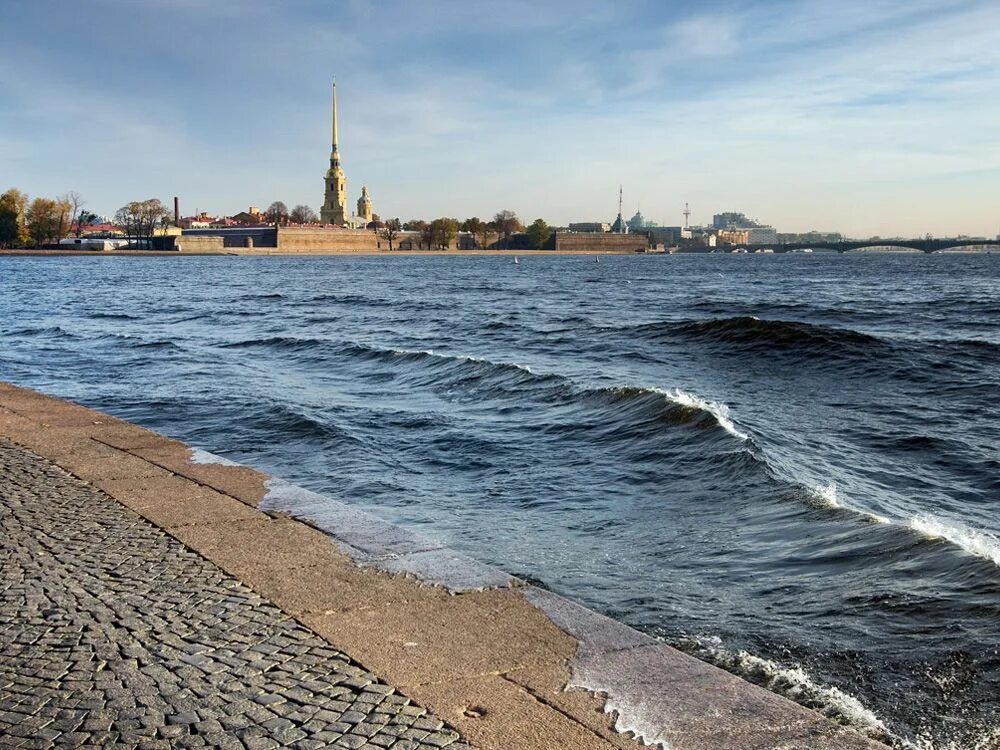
0,382 -> 887,749
0,248 -> 636,257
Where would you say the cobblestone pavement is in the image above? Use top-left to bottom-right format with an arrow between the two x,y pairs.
0,440 -> 475,750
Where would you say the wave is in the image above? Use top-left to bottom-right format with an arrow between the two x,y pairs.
88,312 -> 139,320
305,292 -> 391,306
626,316 -> 884,354
673,316 -> 883,348
909,515 -> 1000,569
658,387 -> 749,441
215,335 -> 755,446
248,402 -> 361,445
4,325 -> 78,339
360,349 -> 753,444
808,483 -> 889,524
237,292 -> 285,301
220,335 -> 327,352
806,485 -> 1000,570
675,635 -> 893,742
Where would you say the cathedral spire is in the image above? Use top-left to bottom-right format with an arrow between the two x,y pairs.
321,77 -> 348,225
331,78 -> 340,163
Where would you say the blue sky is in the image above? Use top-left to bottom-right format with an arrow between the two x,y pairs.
2,0 -> 998,237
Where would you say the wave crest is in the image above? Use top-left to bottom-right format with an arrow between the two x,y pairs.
909,515 -> 1000,568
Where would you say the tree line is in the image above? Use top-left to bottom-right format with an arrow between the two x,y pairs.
2,190 -> 554,251
262,202 -> 319,225
0,189 -> 97,248
256,205 -> 553,250
390,211 -> 551,250
0,188 -> 180,249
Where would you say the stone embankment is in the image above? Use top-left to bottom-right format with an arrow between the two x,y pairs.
0,382 -> 889,749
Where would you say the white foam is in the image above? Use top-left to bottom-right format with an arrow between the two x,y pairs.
683,636 -> 890,740
909,514 -> 1000,568
808,483 -> 889,524
811,482 -> 842,509
188,447 -> 242,467
656,388 -> 750,441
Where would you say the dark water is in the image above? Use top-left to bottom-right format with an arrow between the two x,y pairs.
2,253 -> 998,749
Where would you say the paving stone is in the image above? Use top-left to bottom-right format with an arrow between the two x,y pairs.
0,439 -> 475,750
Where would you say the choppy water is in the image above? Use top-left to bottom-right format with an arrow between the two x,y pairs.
2,253 -> 998,749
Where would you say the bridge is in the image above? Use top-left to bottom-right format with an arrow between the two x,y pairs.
732,239 -> 1000,254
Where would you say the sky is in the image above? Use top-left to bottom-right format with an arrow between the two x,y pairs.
1,0 -> 998,238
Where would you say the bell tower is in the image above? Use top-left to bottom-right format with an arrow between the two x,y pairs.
320,79 -> 348,225
357,186 -> 373,223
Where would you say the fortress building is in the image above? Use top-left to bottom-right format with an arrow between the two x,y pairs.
320,80 -> 348,225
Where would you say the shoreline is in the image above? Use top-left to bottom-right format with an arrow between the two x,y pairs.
0,248 -> 637,258
0,381 -> 888,749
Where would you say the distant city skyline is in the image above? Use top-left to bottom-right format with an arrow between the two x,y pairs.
2,0 -> 998,238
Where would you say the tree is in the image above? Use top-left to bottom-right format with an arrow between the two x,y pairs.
526,218 -> 551,250
493,210 -> 522,248
419,222 -> 434,250
265,201 -> 289,225
65,191 -> 86,237
430,217 -> 459,250
379,218 -> 401,251
462,217 -> 485,248
115,199 -> 171,249
289,204 -> 318,224
54,194 -> 73,242
26,198 -> 64,246
0,188 -> 29,248
482,221 -> 498,250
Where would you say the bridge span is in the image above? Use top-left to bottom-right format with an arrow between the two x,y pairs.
732,239 -> 999,254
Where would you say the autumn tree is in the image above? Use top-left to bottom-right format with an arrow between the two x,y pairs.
379,218 -> 401,251
0,188 -> 29,248
26,198 -> 70,246
526,218 -> 551,250
289,204 -> 317,224
265,201 -> 289,225
493,210 -> 522,248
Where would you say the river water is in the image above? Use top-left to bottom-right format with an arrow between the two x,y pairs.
2,253 -> 998,749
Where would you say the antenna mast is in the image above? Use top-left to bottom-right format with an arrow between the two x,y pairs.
683,202 -> 691,228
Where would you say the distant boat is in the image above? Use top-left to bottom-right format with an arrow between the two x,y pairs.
595,256 -> 601,263
513,256 -> 519,264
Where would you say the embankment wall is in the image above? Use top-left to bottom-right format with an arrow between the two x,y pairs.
276,227 -> 383,252
554,232 -> 650,252
175,235 -> 225,252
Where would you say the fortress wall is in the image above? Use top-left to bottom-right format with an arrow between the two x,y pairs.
554,232 -> 650,252
181,228 -> 278,248
276,227 -> 384,253
175,235 -> 225,252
